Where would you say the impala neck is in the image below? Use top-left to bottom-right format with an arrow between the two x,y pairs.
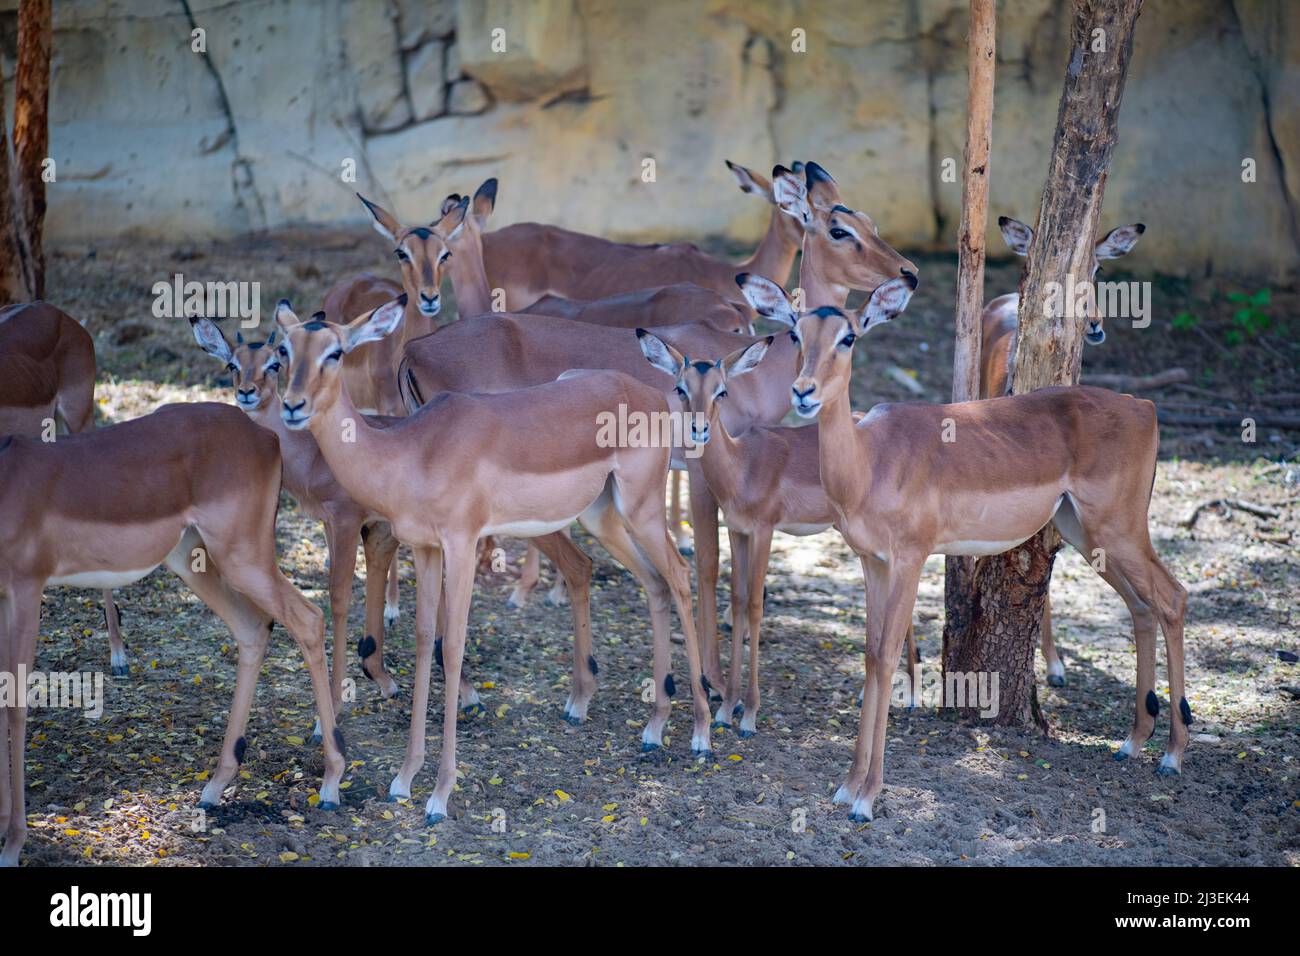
446,238 -> 494,318
697,415 -> 745,507
722,333 -> 802,432
305,385 -> 400,518
816,383 -> 869,513
740,212 -> 800,285
797,237 -> 850,310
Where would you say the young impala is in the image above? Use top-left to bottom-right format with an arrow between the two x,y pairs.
0,302 -> 127,676
190,319 -> 403,708
740,274 -> 1188,823
402,162 -> 917,693
277,295 -> 713,825
0,403 -> 344,865
637,328 -> 919,736
981,215 -> 1147,685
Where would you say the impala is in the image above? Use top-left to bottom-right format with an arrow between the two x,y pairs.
277,295 -> 713,825
0,403 -> 344,865
981,215 -> 1146,685
0,302 -> 127,677
739,273 -> 1188,823
402,162 -> 917,692
190,319 -> 404,707
637,329 -> 920,735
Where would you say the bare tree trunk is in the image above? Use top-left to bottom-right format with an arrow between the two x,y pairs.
944,0 -> 1145,727
13,0 -> 52,299
942,0 -> 996,690
0,66 -> 27,302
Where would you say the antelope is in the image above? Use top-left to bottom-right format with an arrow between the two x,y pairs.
637,329 -> 920,736
475,160 -> 806,310
403,162 -> 916,689
0,302 -> 128,677
981,215 -> 1147,685
738,273 -> 1189,823
522,283 -> 752,335
190,318 -> 403,707
276,295 -> 713,825
0,402 -> 345,865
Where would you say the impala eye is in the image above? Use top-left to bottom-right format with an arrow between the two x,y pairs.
788,331 -> 799,345
675,385 -> 688,398
226,362 -> 237,373
840,333 -> 856,348
439,250 -> 452,263
829,227 -> 850,241
266,362 -> 281,373
716,389 -> 728,400
395,248 -> 410,262
327,349 -> 343,363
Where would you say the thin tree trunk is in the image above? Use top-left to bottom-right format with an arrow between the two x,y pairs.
942,0 -> 996,691
0,65 -> 27,301
13,0 -> 52,299
945,0 -> 1145,727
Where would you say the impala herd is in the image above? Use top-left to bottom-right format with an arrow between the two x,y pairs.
0,159 -> 1187,864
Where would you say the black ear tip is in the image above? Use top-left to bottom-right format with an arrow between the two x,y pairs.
634,327 -> 648,338
396,293 -> 408,306
904,272 -> 919,290
476,178 -> 498,201
1135,222 -> 1146,233
735,272 -> 750,287
764,335 -> 775,345
772,164 -> 791,178
311,311 -> 326,322
277,298 -> 291,308
724,158 -> 737,170
997,215 -> 1010,227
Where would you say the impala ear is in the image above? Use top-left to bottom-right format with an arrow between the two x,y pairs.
803,161 -> 840,209
1094,222 -> 1146,260
267,330 -> 277,346
735,272 -> 797,327
724,160 -> 774,203
859,274 -> 918,334
273,298 -> 302,333
472,178 -> 497,228
636,328 -> 684,377
997,216 -> 1033,257
344,295 -> 407,352
190,317 -> 234,364
771,165 -> 811,228
722,336 -> 773,379
438,195 -> 470,240
357,193 -> 402,244
439,193 -> 463,219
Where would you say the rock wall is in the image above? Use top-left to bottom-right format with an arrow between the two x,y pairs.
1,0 -> 1296,279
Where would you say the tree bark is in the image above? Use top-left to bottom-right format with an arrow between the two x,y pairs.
943,0 -> 996,692
944,0 -> 1145,727
0,66 -> 27,301
12,0 -> 52,299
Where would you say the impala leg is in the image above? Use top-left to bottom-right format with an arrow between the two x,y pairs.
670,471 -> 692,555
390,546 -> 442,801
425,545 -> 476,825
323,514 -> 362,717
901,624 -> 919,709
535,531 -> 595,724
1041,595 -> 1065,687
686,462 -> 725,698
104,589 -> 129,676
384,544 -> 401,625
738,526 -> 773,738
432,573 -> 480,716
714,529 -> 748,729
1151,560 -> 1190,774
0,579 -> 40,866
838,554 -> 922,822
544,526 -> 571,607
360,522 -> 400,699
508,543 -> 541,609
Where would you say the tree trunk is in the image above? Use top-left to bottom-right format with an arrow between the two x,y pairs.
943,0 -> 1145,726
0,65 -> 27,302
12,0 -> 52,299
943,0 -> 996,693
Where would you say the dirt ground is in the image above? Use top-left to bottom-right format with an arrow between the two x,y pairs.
13,233 -> 1299,867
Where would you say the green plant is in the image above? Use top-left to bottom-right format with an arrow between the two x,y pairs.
1171,310 -> 1200,332
1224,288 -> 1271,346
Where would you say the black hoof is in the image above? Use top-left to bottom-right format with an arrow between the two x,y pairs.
197,800 -> 216,811
387,792 -> 408,803
111,665 -> 129,677
1047,673 -> 1065,688
1113,750 -> 1130,762
709,720 -> 730,730
561,713 -> 583,727
737,729 -> 756,740
692,748 -> 714,760
1155,764 -> 1181,777
425,811 -> 446,826
318,800 -> 339,811
848,810 -> 872,824
678,545 -> 695,557
732,703 -> 744,717
308,733 -> 323,746
641,742 -> 660,754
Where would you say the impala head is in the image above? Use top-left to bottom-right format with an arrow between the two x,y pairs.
433,178 -> 495,254
636,328 -> 772,445
356,193 -> 454,317
737,272 -> 917,419
276,295 -> 407,430
773,161 -> 917,300
190,318 -> 284,413
998,215 -> 1146,345
725,159 -> 806,251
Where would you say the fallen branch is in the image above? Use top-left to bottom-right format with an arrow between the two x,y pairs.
1157,409 -> 1300,430
1181,497 -> 1283,528
1084,367 -> 1188,391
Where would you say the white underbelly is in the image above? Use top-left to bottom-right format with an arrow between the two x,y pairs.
48,567 -> 159,589
484,516 -> 579,538
936,537 -> 1032,557
776,522 -> 833,536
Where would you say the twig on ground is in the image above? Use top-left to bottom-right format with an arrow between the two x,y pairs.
1181,497 -> 1283,528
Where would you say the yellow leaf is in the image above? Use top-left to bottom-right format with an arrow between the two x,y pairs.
602,802 -> 618,811
640,817 -> 648,826
195,770 -> 210,781
307,793 -> 320,806
279,851 -> 300,863
554,789 -> 571,802
64,828 -> 81,837
286,735 -> 305,746
601,815 -> 616,823
488,777 -> 503,786
506,851 -> 530,860
482,681 -> 496,690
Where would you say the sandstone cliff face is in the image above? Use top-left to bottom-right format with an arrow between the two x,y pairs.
1,0 -> 1295,278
